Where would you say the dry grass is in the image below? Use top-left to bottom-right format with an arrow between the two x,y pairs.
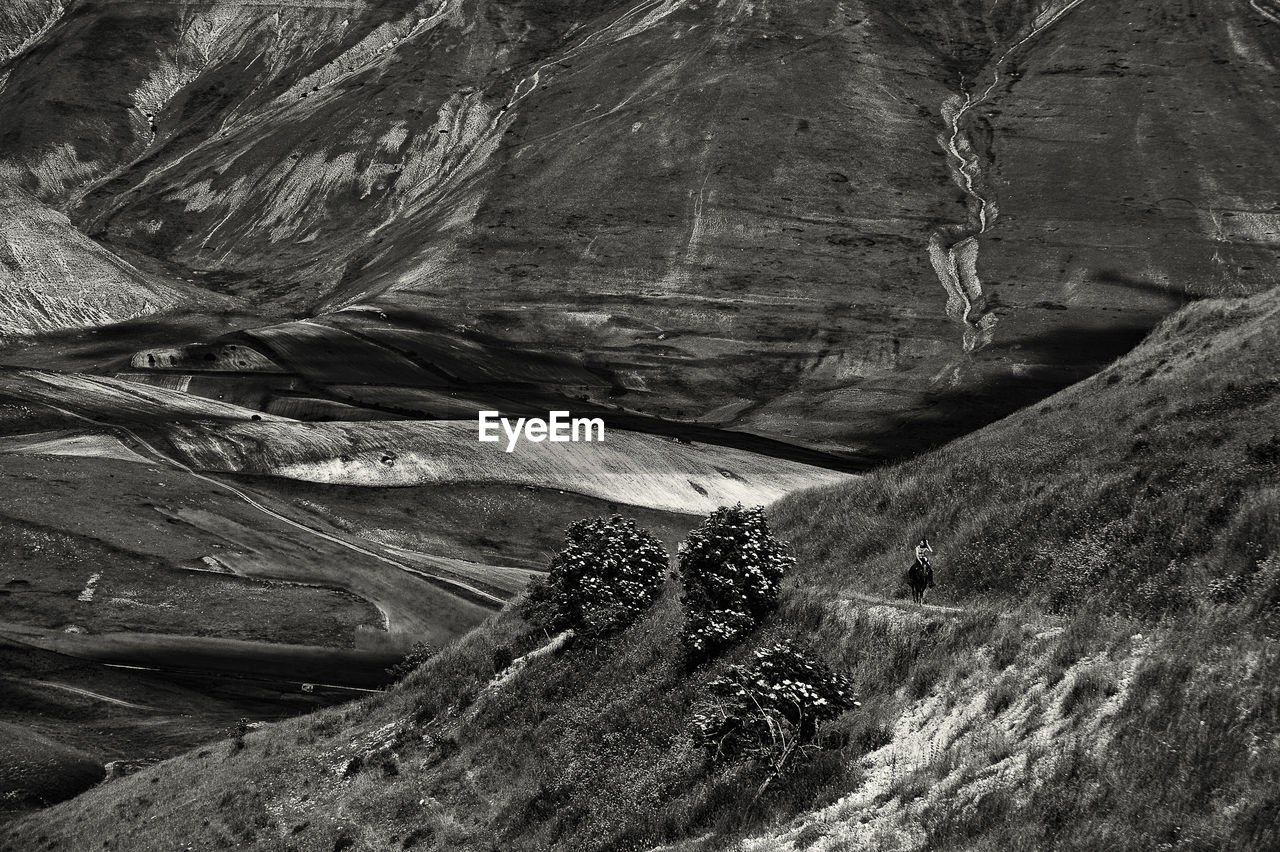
6,291 -> 1280,850
913,613 -> 1280,852
773,290 -> 1280,619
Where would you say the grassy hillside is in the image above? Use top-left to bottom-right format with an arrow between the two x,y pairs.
774,287 -> 1280,617
4,289 -> 1279,850
0,722 -> 103,815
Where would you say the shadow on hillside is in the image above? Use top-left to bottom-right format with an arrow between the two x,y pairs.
0,311 -> 264,372
855,319 -> 1157,460
1090,268 -> 1197,304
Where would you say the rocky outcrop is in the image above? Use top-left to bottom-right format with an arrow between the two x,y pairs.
0,193 -> 184,336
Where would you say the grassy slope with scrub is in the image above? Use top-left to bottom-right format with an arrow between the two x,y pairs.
775,287 -> 1280,618
4,289 -> 1280,850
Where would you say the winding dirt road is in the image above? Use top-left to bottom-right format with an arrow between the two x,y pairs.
9,679 -> 158,712
1252,0 -> 1280,26
41,405 -> 508,615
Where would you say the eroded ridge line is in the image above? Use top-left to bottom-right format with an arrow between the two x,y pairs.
931,0 -> 1092,356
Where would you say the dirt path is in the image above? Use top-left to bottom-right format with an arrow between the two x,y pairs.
843,591 -> 1067,634
0,677 -> 156,711
845,591 -> 965,616
42,405 -> 507,614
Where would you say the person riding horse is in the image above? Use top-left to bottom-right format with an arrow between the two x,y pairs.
907,537 -> 935,605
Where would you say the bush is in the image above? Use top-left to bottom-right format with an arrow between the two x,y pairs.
386,641 -> 439,681
692,642 -> 855,782
679,504 -> 796,660
229,717 -> 250,754
527,514 -> 669,636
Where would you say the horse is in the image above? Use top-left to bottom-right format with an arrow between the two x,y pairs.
907,558 -> 934,606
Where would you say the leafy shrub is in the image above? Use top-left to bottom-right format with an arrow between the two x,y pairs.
386,641 -> 439,681
526,514 -> 669,636
692,642 -> 855,782
229,717 -> 250,754
679,504 -> 795,659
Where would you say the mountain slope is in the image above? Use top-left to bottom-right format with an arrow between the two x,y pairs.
773,284 -> 1280,616
1,0 -> 1276,454
2,0 -> 1279,844
6,285 -> 1277,851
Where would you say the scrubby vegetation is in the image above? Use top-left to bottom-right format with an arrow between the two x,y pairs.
525,514 -> 669,636
692,642 -> 856,783
773,294 -> 1280,620
228,718 -> 251,755
914,614 -> 1280,852
679,504 -> 796,660
386,641 -> 439,681
5,291 -> 1280,851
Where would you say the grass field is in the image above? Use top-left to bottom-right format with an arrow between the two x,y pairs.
159,418 -> 855,514
0,383 -> 708,819
0,721 -> 103,812
0,633 -> 366,821
0,506 -> 380,646
0,453 -> 404,642
258,478 -> 699,571
5,288 -> 1276,849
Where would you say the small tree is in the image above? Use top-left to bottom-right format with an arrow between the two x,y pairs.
230,717 -> 251,754
386,641 -> 438,681
527,514 -> 668,636
679,504 -> 795,660
692,642 -> 855,789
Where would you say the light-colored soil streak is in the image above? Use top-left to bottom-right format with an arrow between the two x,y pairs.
1,677 -> 157,712
38,404 -> 507,623
930,0 -> 1092,358
741,601 -> 1140,852
1253,0 -> 1280,26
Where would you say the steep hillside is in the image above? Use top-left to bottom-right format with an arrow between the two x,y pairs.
7,287 -> 1277,850
2,0 -> 1276,453
774,283 -> 1280,617
2,0 -> 1279,843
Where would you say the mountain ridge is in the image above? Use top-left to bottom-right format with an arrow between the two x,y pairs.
6,0 -> 1276,454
